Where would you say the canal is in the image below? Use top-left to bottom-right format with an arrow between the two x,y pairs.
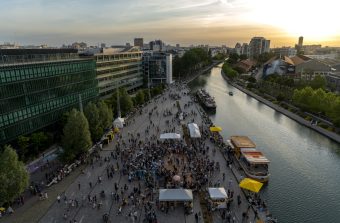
189,64 -> 340,223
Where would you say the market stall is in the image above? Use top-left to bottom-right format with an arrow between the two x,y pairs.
208,187 -> 229,210
159,189 -> 193,214
188,123 -> 201,138
160,133 -> 181,140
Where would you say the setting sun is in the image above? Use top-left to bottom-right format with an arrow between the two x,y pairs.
245,0 -> 340,43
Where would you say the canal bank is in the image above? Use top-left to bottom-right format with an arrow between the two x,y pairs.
189,65 -> 340,223
221,71 -> 340,144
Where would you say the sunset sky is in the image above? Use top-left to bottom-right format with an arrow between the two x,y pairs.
1,0 -> 340,47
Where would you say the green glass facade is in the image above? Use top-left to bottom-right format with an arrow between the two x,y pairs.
0,51 -> 98,144
95,52 -> 143,98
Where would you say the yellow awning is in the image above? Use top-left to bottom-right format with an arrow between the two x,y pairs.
239,178 -> 263,193
210,126 -> 222,132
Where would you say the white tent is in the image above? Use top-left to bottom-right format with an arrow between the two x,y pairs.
160,133 -> 181,139
113,117 -> 125,128
187,123 -> 201,138
159,189 -> 193,201
208,188 -> 228,200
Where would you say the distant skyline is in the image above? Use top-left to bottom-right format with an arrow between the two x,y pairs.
1,0 -> 340,47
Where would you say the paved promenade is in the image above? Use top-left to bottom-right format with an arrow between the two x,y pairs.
25,83 -> 267,223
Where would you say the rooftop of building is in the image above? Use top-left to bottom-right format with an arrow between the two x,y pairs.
283,56 -> 295,65
0,48 -> 78,55
290,55 -> 311,65
264,56 -> 279,65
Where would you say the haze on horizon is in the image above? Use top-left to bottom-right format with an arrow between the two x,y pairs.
1,0 -> 340,47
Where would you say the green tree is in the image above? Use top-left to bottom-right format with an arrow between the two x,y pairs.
143,89 -> 150,102
61,109 -> 92,162
222,63 -> 238,79
247,76 -> 257,83
119,89 -> 134,116
0,145 -> 29,204
310,75 -> 326,90
135,90 -> 145,105
227,53 -> 240,65
240,54 -> 248,60
84,102 -> 102,142
331,98 -> 340,127
31,132 -> 48,153
97,101 -> 113,129
256,52 -> 275,65
17,136 -> 30,160
173,48 -> 211,79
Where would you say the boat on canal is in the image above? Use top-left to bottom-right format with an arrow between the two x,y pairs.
196,89 -> 216,110
227,136 -> 270,182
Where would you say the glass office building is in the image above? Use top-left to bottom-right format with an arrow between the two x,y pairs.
94,51 -> 143,98
0,49 -> 98,144
143,52 -> 172,86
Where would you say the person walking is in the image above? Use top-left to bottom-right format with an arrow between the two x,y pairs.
57,195 -> 61,203
195,213 -> 199,223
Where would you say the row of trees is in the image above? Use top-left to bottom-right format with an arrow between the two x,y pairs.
222,62 -> 238,80
61,86 -> 166,162
173,48 -> 211,79
84,101 -> 113,142
0,85 -> 167,205
292,87 -> 340,126
16,132 -> 52,162
257,74 -> 328,102
227,53 -> 248,65
265,74 -> 326,90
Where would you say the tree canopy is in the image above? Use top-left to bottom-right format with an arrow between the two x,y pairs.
0,145 -> 29,205
106,88 -> 133,117
61,109 -> 92,162
97,101 -> 113,130
134,90 -> 145,105
222,62 -> 238,80
310,75 -> 326,90
292,87 -> 340,127
84,102 -> 102,142
173,48 -> 211,79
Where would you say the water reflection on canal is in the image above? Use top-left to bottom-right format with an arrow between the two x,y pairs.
189,64 -> 340,223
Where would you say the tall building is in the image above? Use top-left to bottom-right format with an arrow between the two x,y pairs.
241,43 -> 249,56
234,43 -> 242,55
249,37 -> 270,58
0,49 -> 98,144
149,40 -> 165,52
298,36 -> 304,48
263,40 -> 271,53
94,49 -> 143,99
143,52 -> 173,86
134,38 -> 144,48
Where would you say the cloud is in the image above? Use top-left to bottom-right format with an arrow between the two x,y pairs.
0,0 -> 339,46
